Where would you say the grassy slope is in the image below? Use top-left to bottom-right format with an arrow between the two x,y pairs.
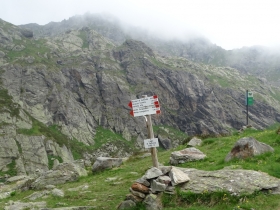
1,126 -> 280,209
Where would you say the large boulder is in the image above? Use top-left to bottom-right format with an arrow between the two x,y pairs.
31,169 -> 79,190
31,162 -> 87,189
187,137 -> 202,147
170,147 -> 206,165
225,137 -> 274,162
158,135 -> 172,149
92,157 -> 123,172
53,161 -> 88,177
181,168 -> 280,195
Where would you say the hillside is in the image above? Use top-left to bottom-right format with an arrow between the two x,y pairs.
20,13 -> 280,87
1,16 -> 280,177
1,126 -> 280,209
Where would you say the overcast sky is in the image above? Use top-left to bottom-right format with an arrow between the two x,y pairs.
1,0 -> 279,50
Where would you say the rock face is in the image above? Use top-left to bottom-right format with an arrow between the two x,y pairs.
1,18 -> 280,176
20,28 -> 33,38
158,135 -> 172,149
225,137 -> 274,162
170,147 -> 206,165
0,124 -> 73,175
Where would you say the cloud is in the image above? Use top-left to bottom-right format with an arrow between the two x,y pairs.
1,0 -> 280,50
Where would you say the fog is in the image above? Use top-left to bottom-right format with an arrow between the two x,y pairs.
1,0 -> 280,50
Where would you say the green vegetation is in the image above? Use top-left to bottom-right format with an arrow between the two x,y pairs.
150,57 -> 174,69
271,87 -> 280,102
48,155 -> 63,169
163,190 -> 280,210
154,125 -> 188,143
15,140 -> 23,154
0,159 -> 17,177
17,119 -> 136,160
78,31 -> 89,48
0,88 -> 20,117
2,126 -> 280,209
7,38 -> 50,63
207,74 -> 230,88
17,119 -> 70,146
172,127 -> 280,178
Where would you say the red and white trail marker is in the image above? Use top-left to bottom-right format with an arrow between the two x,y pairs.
129,95 -> 160,168
128,95 -> 161,117
128,95 -> 158,109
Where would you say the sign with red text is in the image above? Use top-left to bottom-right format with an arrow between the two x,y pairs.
128,95 -> 161,117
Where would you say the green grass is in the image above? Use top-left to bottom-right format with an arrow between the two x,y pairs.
17,121 -> 136,161
1,127 -> 280,209
0,88 -> 20,117
174,128 -> 280,176
0,159 -> 17,177
7,38 -> 50,63
78,31 -> 89,48
207,75 -> 230,88
163,190 -> 280,210
271,87 -> 280,102
153,125 -> 188,143
48,155 -> 63,169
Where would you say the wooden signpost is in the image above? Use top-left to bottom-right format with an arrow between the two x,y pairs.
128,95 -> 160,168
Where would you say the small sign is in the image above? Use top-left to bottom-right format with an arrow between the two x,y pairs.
130,107 -> 161,117
246,91 -> 254,106
144,138 -> 159,148
128,95 -> 158,108
247,92 -> 253,97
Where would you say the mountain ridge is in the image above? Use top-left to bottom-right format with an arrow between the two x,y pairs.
19,13 -> 280,87
0,16 -> 280,176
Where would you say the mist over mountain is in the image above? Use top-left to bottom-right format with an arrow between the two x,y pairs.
20,13 -> 280,87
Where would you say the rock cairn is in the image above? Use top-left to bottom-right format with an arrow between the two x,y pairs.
117,166 -> 190,210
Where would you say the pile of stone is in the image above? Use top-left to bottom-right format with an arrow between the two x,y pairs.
117,166 -> 190,210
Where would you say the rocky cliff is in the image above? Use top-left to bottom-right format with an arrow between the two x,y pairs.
0,18 -> 280,176
20,13 -> 280,88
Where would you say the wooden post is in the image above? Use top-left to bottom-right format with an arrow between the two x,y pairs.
142,95 -> 159,168
146,114 -> 159,168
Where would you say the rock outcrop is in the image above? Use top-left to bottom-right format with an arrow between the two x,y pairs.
181,167 -> 280,195
170,147 -> 206,165
187,137 -> 202,147
92,157 -> 123,172
31,162 -> 87,189
119,166 -> 280,209
225,137 -> 274,162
